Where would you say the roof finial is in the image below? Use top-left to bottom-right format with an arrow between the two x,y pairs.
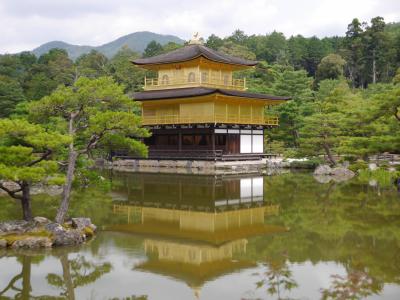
189,32 -> 204,45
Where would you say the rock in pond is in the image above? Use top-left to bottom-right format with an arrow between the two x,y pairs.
314,165 -> 355,182
45,222 -> 85,246
34,216 -> 51,225
314,165 -> 333,175
0,220 -> 33,235
331,167 -> 355,180
72,218 -> 93,230
0,217 -> 96,249
11,237 -> 52,249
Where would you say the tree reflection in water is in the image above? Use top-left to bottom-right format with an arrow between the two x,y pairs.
321,268 -> 383,300
0,256 -> 35,300
246,257 -> 298,300
46,253 -> 112,299
0,252 -> 112,300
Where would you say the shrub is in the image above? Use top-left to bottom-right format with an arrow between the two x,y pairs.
289,158 -> 323,169
342,155 -> 358,163
283,148 -> 302,159
348,160 -> 368,172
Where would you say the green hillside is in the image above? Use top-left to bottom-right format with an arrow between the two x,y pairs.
32,31 -> 184,59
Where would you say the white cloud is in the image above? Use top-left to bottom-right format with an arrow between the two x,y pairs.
0,0 -> 399,53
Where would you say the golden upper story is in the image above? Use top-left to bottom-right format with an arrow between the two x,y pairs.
143,57 -> 247,91
132,39 -> 290,126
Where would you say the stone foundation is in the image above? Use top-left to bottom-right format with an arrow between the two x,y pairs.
110,158 -> 271,175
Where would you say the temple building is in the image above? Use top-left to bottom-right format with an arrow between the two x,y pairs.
132,34 -> 290,161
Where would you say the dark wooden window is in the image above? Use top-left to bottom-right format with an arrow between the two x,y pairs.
182,135 -> 194,145
216,135 -> 226,146
194,135 -> 211,145
157,135 -> 169,145
168,135 -> 178,145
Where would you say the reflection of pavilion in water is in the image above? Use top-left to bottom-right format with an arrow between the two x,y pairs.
109,173 -> 285,299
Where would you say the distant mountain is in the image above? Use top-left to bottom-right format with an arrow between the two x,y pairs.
31,31 -> 185,59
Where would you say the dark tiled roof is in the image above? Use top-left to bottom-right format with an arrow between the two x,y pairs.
132,44 -> 258,66
134,87 -> 291,101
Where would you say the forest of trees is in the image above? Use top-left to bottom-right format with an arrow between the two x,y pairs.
0,16 -> 399,164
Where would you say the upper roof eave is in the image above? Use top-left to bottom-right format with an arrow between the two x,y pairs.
131,44 -> 258,67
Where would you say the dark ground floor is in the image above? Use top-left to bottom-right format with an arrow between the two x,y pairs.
113,125 -> 272,161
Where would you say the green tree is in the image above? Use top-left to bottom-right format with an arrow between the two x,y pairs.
258,31 -> 288,64
29,77 -> 149,223
337,84 -> 400,158
316,54 -> 346,82
75,50 -> 109,78
287,35 -> 308,70
143,41 -> 163,58
303,36 -> 329,77
161,42 -> 182,53
0,75 -> 25,117
299,80 -> 349,164
269,69 -> 314,148
227,29 -> 248,45
0,119 -> 69,220
25,48 -> 75,100
107,46 -> 146,93
363,17 -> 388,84
343,18 -> 365,88
218,41 -> 256,60
205,34 -> 224,50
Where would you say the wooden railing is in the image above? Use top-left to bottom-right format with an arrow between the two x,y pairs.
141,114 -> 279,126
144,75 -> 246,91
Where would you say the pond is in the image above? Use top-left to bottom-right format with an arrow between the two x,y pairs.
0,171 -> 400,300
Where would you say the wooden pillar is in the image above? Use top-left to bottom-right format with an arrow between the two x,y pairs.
226,133 -> 229,154
178,128 -> 182,152
211,130 -> 216,156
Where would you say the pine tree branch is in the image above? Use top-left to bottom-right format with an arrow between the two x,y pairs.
27,149 -> 52,167
0,182 -> 23,200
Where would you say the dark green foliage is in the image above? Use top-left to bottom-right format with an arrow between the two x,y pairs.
143,40 -> 164,58
348,161 -> 369,172
106,46 -> 146,93
0,75 -> 25,117
289,158 -> 323,169
205,34 -> 224,50
75,50 -> 108,78
316,54 -> 346,82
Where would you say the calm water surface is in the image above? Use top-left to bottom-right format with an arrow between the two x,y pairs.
0,171 -> 400,300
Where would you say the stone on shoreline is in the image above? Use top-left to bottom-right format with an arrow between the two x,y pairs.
314,164 -> 355,182
11,237 -> 53,249
45,222 -> 86,246
0,217 -> 96,249
72,218 -> 92,230
314,165 -> 333,175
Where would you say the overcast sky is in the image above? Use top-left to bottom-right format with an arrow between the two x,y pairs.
1,0 -> 399,54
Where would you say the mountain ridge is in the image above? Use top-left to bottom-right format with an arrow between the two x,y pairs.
32,31 -> 185,59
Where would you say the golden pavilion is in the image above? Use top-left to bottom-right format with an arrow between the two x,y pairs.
132,34 -> 290,161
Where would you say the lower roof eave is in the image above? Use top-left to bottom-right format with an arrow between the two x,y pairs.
134,87 -> 291,102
